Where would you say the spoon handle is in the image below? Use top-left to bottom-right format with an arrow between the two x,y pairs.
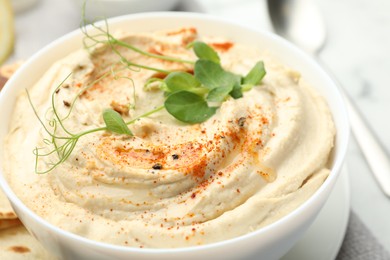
344,90 -> 390,196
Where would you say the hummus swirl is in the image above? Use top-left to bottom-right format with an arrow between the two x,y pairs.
4,28 -> 335,248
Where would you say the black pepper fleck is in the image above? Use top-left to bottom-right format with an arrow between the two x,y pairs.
63,100 -> 71,107
76,64 -> 86,70
238,117 -> 246,127
152,163 -> 163,170
172,154 -> 179,160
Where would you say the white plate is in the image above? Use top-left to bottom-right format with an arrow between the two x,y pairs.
282,166 -> 350,260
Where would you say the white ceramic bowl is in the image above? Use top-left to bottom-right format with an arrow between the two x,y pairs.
0,12 -> 349,260
71,0 -> 181,20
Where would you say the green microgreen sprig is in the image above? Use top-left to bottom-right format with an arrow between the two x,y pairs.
146,42 -> 266,123
29,13 -> 266,174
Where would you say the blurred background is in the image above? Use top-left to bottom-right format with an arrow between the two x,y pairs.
1,0 -> 390,256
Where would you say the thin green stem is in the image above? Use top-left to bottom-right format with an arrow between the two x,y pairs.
112,38 -> 194,65
62,70 -> 113,121
119,57 -> 171,74
51,76 -> 75,137
26,90 -> 58,139
76,126 -> 107,138
125,105 -> 165,125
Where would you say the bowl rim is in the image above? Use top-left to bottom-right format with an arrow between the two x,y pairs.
0,11 -> 349,254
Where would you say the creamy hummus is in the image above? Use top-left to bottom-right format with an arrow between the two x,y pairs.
3,27 -> 335,248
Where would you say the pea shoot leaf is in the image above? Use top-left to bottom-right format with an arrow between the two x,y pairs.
207,86 -> 234,102
164,71 -> 207,96
195,60 -> 238,89
164,91 -> 217,123
192,41 -> 220,64
103,109 -> 133,135
229,81 -> 244,99
165,72 -> 200,91
243,61 -> 266,85
195,60 -> 242,101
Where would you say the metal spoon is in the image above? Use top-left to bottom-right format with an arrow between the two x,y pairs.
267,0 -> 390,196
